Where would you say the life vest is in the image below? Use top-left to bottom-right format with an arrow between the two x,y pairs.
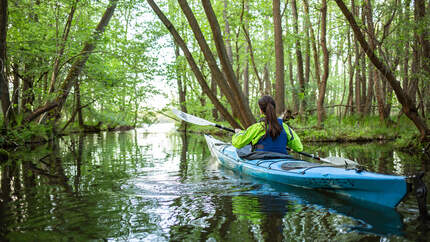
254,119 -> 289,154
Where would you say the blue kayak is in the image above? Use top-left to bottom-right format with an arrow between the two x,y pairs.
205,134 -> 408,208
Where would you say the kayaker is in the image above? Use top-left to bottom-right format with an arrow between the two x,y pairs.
232,95 -> 303,154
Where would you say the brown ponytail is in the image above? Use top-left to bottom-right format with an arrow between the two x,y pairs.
258,95 -> 282,139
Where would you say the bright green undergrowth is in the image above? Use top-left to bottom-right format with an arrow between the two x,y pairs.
288,114 -> 419,143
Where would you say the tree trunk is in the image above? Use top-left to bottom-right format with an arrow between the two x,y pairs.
174,43 -> 187,115
335,0 -> 430,140
273,0 -> 285,115
0,0 -> 12,126
345,29 -> 355,116
147,0 -> 241,129
288,51 -> 299,113
179,0 -> 254,127
303,0 -> 320,111
416,0 -> 430,117
211,74 -> 218,120
242,0 -> 250,104
21,72 -> 34,113
75,80 -> 84,127
317,0 -> 329,127
242,23 -> 263,93
416,0 -> 430,75
292,0 -> 306,115
365,0 -> 388,121
351,0 -> 361,115
222,0 -> 233,65
201,0 -> 256,127
360,5 -> 367,113
12,63 -> 19,114
263,63 -> 271,95
49,0 -> 79,93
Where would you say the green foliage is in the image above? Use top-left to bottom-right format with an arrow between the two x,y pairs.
288,114 -> 418,145
4,0 -> 167,140
0,123 -> 52,147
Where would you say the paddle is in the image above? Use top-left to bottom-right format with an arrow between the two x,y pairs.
171,108 -> 235,133
287,148 -> 358,166
171,108 -> 358,166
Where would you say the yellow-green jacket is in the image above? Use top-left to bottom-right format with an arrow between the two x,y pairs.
232,121 -> 303,152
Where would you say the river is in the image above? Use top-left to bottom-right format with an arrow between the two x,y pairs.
0,123 -> 429,241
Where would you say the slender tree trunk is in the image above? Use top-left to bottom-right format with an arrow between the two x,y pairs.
0,0 -> 12,126
352,4 -> 362,115
242,24 -> 263,91
292,0 -> 306,115
243,53 -> 249,101
303,0 -> 320,111
345,29 -> 355,116
416,0 -> 430,75
304,6 -> 310,96
179,0 -> 254,127
74,80 -> 84,127
174,43 -> 187,115
304,40 -> 310,93
360,6 -> 367,113
288,52 -> 299,112
401,0 -> 410,94
242,0 -> 249,103
21,71 -> 34,113
365,0 -> 389,121
223,0 -> 233,65
12,63 -> 19,114
201,0 -> 255,127
416,0 -> 430,117
211,74 -> 218,120
49,0 -> 79,93
147,0 -> 241,129
273,0 -> 285,114
263,63 -> 271,95
317,0 -> 329,127
335,0 -> 430,140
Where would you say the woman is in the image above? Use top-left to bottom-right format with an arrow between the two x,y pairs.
232,95 -> 303,154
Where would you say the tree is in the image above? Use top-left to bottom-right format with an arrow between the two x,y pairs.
0,0 -> 12,127
146,0 -> 242,129
273,0 -> 285,115
201,0 -> 256,127
291,0 -> 306,115
25,0 -> 120,124
317,0 -> 329,127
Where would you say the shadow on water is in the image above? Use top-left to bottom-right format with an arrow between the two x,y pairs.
0,126 -> 429,241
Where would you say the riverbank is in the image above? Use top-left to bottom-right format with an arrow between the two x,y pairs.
1,114 -> 429,154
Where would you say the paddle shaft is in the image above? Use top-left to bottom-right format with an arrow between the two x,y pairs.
215,124 -> 235,133
287,147 -> 324,162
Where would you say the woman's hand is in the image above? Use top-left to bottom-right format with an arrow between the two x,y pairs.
235,129 -> 242,133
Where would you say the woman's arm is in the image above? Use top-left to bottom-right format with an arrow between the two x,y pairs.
283,123 -> 303,152
232,123 -> 265,148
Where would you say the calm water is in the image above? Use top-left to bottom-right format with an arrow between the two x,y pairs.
0,123 -> 429,241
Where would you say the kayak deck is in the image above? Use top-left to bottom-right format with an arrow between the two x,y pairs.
205,134 -> 408,208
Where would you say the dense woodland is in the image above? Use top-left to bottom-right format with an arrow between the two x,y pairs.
1,0 -> 430,146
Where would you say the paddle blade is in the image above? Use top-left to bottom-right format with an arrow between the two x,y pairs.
171,108 -> 215,126
322,156 -> 359,166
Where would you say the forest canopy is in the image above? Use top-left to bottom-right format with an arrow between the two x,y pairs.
1,0 -> 430,144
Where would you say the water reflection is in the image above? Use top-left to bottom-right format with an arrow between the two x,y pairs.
0,126 -> 428,241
